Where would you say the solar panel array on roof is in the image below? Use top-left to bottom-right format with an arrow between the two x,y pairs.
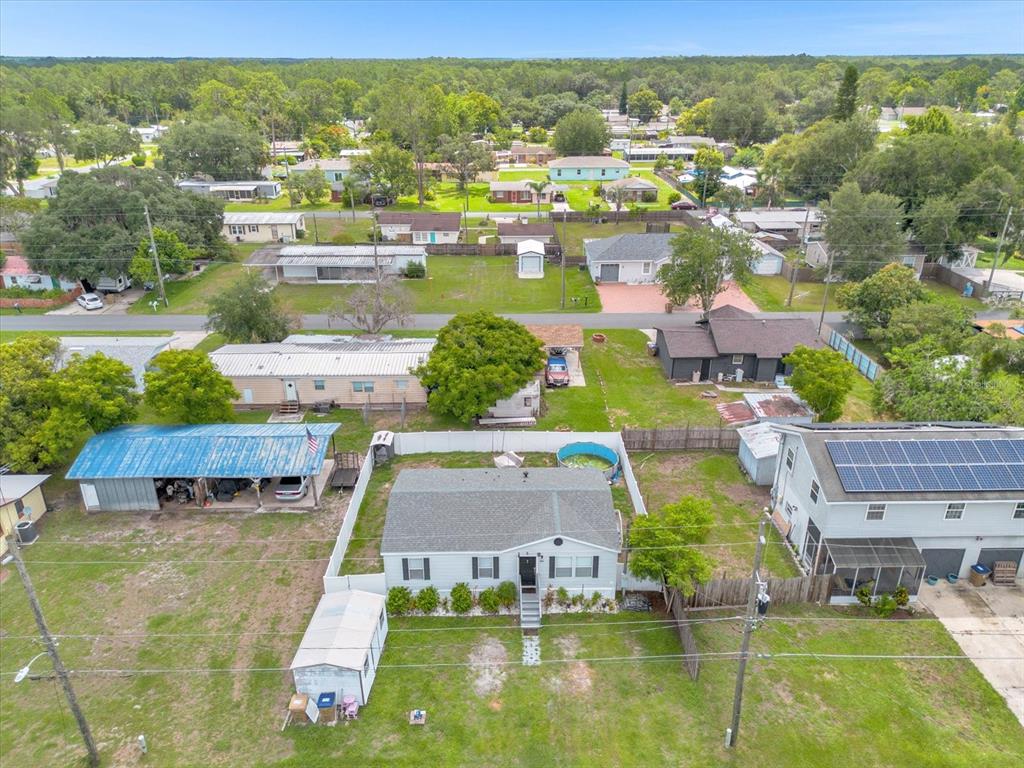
825,439 -> 1024,493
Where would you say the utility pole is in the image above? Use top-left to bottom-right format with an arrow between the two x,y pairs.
312,212 -> 320,244
560,210 -> 568,310
817,247 -> 834,336
371,209 -> 380,283
143,204 -> 168,307
7,534 -> 99,767
986,206 -> 1013,292
726,518 -> 767,748
786,208 -> 812,308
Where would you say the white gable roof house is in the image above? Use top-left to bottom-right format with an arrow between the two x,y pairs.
707,214 -> 784,276
517,239 -> 545,279
290,590 -> 388,706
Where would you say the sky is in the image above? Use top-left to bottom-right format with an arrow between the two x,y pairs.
1,0 -> 1022,58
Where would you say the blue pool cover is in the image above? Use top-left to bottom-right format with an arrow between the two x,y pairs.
67,424 -> 340,479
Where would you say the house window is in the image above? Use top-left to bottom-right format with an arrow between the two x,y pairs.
574,557 -> 593,578
406,558 -> 425,580
1015,502 -> 1024,520
352,381 -> 375,393
477,557 -> 494,578
809,480 -> 820,504
229,225 -> 245,235
732,354 -> 744,365
556,169 -> 562,177
576,169 -> 581,176
248,225 -> 259,233
395,379 -> 408,391
785,448 -> 795,472
601,169 -> 606,176
413,231 -> 429,243
524,397 -> 532,408
313,379 -> 325,391
641,261 -> 652,275
554,557 -> 573,578
866,504 -> 886,521
945,503 -> 964,520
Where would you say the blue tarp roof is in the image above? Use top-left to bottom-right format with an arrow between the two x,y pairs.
67,424 -> 340,480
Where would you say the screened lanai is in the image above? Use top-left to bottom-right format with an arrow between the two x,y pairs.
816,537 -> 926,601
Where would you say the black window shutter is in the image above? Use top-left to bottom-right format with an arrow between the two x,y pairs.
423,558 -> 430,580
402,558 -> 409,580
472,557 -> 478,579
592,555 -> 599,578
493,556 -> 500,579
549,557 -> 555,578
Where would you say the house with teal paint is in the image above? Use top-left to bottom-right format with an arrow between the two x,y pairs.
548,156 -> 629,182
291,158 -> 352,200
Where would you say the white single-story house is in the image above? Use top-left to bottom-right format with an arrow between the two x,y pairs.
517,239 -> 545,279
380,467 -> 622,627
265,245 -> 427,284
290,590 -> 388,706
222,212 -> 306,243
548,156 -> 629,181
176,179 -> 282,200
719,166 -> 759,195
496,221 -> 557,244
602,176 -> 659,203
57,336 -> 171,391
132,124 -> 168,143
209,337 -> 435,408
584,232 -> 673,284
734,209 -> 822,243
377,212 -> 461,244
0,251 -> 77,292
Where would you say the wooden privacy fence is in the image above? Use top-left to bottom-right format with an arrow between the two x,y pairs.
424,242 -> 562,258
621,426 -> 740,451
551,209 -> 698,224
664,587 -> 700,680
684,574 -> 831,610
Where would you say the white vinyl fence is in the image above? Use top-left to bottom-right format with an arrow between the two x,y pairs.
322,447 -> 383,594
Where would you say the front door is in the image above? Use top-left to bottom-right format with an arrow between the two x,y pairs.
271,225 -> 279,240
519,556 -> 537,588
599,263 -> 619,282
283,380 -> 298,402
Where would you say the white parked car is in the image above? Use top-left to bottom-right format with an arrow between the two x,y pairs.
76,293 -> 104,311
274,476 -> 309,501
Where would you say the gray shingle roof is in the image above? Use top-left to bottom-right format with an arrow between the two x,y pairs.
656,315 -> 822,359
584,233 -> 675,263
656,327 -> 719,358
380,468 -> 620,554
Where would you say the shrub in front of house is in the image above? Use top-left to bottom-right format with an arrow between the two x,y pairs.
404,262 -> 426,279
416,586 -> 439,615
386,586 -> 414,616
556,587 -> 571,608
496,581 -> 517,610
592,183 -> 603,197
641,190 -> 658,203
873,593 -> 898,618
589,592 -> 603,609
667,191 -> 682,205
131,153 -> 147,167
478,587 -> 500,614
893,586 -> 910,608
450,582 -> 473,614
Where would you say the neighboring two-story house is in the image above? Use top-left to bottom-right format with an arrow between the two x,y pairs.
290,158 -> 352,200
548,156 -> 629,181
770,423 -> 1024,603
380,467 -> 621,627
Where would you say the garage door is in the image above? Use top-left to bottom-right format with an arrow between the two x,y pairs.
599,263 -> 619,282
977,548 -> 1023,573
922,549 -> 965,579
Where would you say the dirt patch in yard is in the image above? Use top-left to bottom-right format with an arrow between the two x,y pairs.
469,636 -> 509,696
547,634 -> 594,697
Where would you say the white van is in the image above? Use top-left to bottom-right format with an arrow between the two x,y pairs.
95,275 -> 132,293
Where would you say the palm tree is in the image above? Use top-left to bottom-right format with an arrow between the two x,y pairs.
525,180 -> 550,218
608,185 -> 628,223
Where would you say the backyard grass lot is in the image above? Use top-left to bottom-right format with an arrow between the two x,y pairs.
3,499 -> 1022,768
273,255 -> 601,314
539,329 -> 743,431
741,275 -> 840,312
128,261 -> 247,314
398,182 -> 552,213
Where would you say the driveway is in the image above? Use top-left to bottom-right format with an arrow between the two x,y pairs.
918,580 -> 1024,725
46,288 -> 145,316
595,281 -> 759,314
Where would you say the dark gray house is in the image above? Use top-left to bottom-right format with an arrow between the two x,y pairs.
654,307 -> 823,382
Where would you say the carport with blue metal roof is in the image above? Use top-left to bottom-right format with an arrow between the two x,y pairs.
67,424 -> 340,512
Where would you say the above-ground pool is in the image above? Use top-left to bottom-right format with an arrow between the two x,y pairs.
556,442 -> 621,481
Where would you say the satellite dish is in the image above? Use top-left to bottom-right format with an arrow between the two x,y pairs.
13,666 -> 30,683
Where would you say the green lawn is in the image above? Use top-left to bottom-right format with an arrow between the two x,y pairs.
840,374 -> 878,422
629,169 -> 678,209
538,329 -> 742,431
741,275 -> 842,312
129,261 -> 247,315
922,279 -> 987,312
496,168 -> 552,181
4,500 -> 1021,768
273,255 -> 600,315
398,182 -> 552,213
558,221 -> 651,261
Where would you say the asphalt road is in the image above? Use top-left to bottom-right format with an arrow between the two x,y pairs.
0,310 -> 856,333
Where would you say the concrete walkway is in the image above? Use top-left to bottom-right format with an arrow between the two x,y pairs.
918,580 -> 1024,725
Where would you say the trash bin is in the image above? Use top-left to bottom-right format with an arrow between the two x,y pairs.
968,563 -> 991,587
316,692 -> 337,723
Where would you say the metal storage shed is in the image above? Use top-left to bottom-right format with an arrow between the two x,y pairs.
737,423 -> 781,485
290,590 -> 388,706
66,424 -> 339,512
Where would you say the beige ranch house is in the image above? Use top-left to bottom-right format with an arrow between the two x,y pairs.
222,212 -> 306,243
209,336 -> 435,409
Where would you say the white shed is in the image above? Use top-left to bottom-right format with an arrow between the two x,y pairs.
517,239 -> 545,279
737,422 -> 781,486
290,590 -> 388,706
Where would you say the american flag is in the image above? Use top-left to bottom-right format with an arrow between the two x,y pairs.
305,428 -> 319,457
